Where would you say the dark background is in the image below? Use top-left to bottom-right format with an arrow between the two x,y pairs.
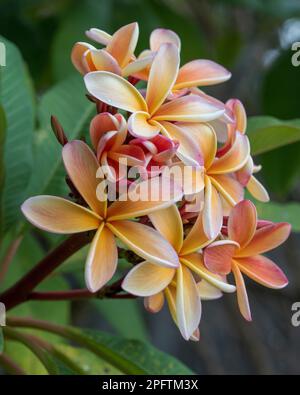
1,0 -> 300,374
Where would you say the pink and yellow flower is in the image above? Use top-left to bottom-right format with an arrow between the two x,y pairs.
21,140 -> 183,292
203,200 -> 290,320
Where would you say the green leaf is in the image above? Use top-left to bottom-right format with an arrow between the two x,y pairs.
0,105 -> 6,236
92,299 -> 149,342
0,327 -> 3,353
0,36 -> 35,233
256,201 -> 300,232
27,73 -> 94,198
247,116 -> 300,155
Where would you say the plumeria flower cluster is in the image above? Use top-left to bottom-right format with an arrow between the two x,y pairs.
22,23 -> 291,341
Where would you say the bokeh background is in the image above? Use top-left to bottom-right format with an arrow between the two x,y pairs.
1,0 -> 300,374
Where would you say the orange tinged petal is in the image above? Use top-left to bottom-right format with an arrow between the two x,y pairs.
106,22 -> 139,68
231,260 -> 252,321
180,212 -> 211,256
71,42 -> 95,74
196,280 -> 223,300
174,59 -> 231,90
146,43 -> 179,115
228,200 -> 257,248
247,175 -> 270,202
237,222 -> 291,258
203,240 -> 238,275
144,292 -> 165,313
150,28 -> 181,51
62,140 -> 106,217
84,71 -> 147,113
153,94 -> 225,122
176,265 -> 201,340
21,196 -> 101,234
236,255 -> 288,289
85,225 -> 118,292
107,220 -> 180,268
149,205 -> 183,253
122,261 -> 175,296
226,98 -> 247,133
122,55 -> 154,77
89,49 -> 121,74
90,112 -> 120,149
203,176 -> 223,239
210,174 -> 244,206
128,111 -> 160,139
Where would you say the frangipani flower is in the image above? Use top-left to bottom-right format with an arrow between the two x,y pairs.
161,122 -> 250,238
122,205 -> 236,340
71,22 -> 152,78
135,28 -> 232,97
84,42 -> 225,139
90,112 -> 146,181
21,141 -> 183,292
203,200 -> 291,320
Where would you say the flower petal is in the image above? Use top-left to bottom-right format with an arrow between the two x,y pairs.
247,175 -> 270,202
237,222 -> 291,257
85,28 -> 112,45
62,140 -> 106,217
210,174 -> 244,207
122,261 -> 175,296
153,94 -> 225,122
159,121 -> 203,166
85,225 -> 118,292
180,211 -> 212,255
204,240 -> 238,275
203,175 -> 223,239
150,28 -> 181,51
174,59 -> 231,90
89,49 -> 122,74
228,200 -> 257,248
226,98 -> 247,133
108,145 -> 146,167
209,132 -> 250,174
236,255 -> 288,289
84,71 -> 147,113
176,265 -> 201,340
164,161 -> 204,195
144,292 -> 164,313
180,253 -> 236,293
196,280 -> 223,300
122,55 -> 154,77
107,220 -> 180,268
71,42 -> 95,74
107,176 -> 183,221
106,22 -> 139,68
231,260 -> 252,321
146,43 -> 179,115
128,111 -> 160,138
90,112 -> 120,149
21,196 -> 101,234
148,205 -> 183,252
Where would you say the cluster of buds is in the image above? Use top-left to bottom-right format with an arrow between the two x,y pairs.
22,23 -> 291,340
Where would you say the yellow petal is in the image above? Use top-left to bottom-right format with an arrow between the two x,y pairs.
144,292 -> 165,313
90,49 -> 121,74
107,176 -> 182,221
85,225 -> 118,292
247,175 -> 270,202
150,28 -> 181,51
84,71 -> 147,113
149,205 -> 183,252
153,94 -> 225,122
122,55 -> 154,77
62,140 -> 106,217
203,175 -> 223,239
180,253 -> 236,293
165,285 -> 177,324
122,261 -> 175,296
128,111 -> 160,139
231,260 -> 252,321
210,174 -> 244,207
196,280 -> 223,300
176,265 -> 201,340
85,28 -> 112,45
107,220 -> 180,268
146,43 -> 179,115
174,59 -> 231,90
21,196 -> 101,234
180,211 -> 212,255
71,42 -> 95,74
106,22 -> 139,68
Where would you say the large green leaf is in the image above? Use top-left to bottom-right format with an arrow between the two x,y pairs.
27,73 -> 94,198
247,116 -> 300,155
0,36 -> 35,233
0,105 -> 6,237
256,201 -> 300,232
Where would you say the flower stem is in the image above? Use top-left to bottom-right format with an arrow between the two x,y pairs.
0,232 -> 93,311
